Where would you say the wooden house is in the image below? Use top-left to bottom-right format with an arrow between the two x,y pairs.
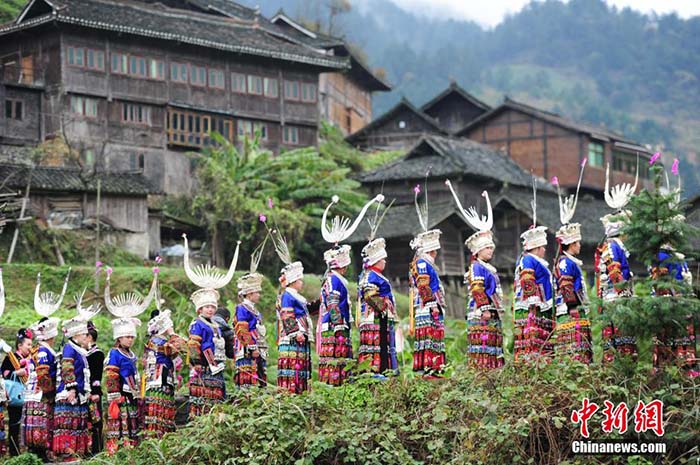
269,10 -> 392,136
0,162 -> 156,257
457,97 -> 653,192
0,0 -> 348,196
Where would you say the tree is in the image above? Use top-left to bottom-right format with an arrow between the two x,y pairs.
189,132 -> 367,273
602,162 -> 700,360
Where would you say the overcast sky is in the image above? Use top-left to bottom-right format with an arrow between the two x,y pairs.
387,0 -> 700,27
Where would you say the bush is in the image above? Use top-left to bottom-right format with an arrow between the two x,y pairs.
3,453 -> 43,465
83,362 -> 699,465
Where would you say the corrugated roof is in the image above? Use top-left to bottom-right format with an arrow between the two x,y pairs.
2,0 -> 348,70
0,164 -> 158,196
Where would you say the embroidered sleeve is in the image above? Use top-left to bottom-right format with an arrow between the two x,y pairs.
326,290 -> 343,326
35,351 -> 55,394
235,320 -> 253,348
104,364 -> 121,401
279,306 -> 301,336
558,275 -> 578,306
364,283 -> 389,315
469,275 -> 491,309
164,334 -> 186,357
188,323 -> 203,366
61,357 -> 77,389
519,267 -> 538,299
416,274 -> 435,303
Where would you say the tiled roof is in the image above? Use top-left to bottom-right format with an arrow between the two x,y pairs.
359,135 -> 552,190
346,98 -> 445,143
421,82 -> 490,114
0,164 -> 158,196
494,185 -> 609,245
1,0 -> 348,70
456,97 -> 650,151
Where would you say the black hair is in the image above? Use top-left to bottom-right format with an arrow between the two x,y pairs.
87,321 -> 98,343
16,328 -> 32,348
150,309 -> 160,319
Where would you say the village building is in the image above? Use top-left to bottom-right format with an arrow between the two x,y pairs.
269,10 -> 392,136
346,83 -> 489,151
456,97 -> 653,191
0,0 -> 349,197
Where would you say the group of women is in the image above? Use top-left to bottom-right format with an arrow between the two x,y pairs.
0,161 -> 697,461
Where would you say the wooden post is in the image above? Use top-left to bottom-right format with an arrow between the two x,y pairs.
94,178 -> 101,293
7,176 -> 32,264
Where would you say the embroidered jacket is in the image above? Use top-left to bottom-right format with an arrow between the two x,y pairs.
466,259 -> 503,319
359,268 -> 396,323
104,347 -> 140,402
56,340 -> 91,403
320,271 -> 351,332
514,253 -> 554,311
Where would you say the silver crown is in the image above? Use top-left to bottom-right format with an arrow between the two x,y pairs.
74,288 -> 102,321
105,269 -> 157,318
34,269 -> 71,317
322,194 -> 384,244
183,234 -> 240,289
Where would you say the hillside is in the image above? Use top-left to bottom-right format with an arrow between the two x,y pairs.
245,0 -> 700,195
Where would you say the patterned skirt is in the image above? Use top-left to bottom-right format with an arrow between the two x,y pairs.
554,311 -> 593,364
143,386 -> 177,439
514,306 -> 554,363
189,370 -> 226,418
105,397 -> 140,454
602,321 -> 638,363
467,314 -> 504,369
318,328 -> 353,386
51,400 -> 91,457
653,319 -> 697,374
412,309 -> 446,374
277,339 -> 311,394
358,318 -> 398,375
22,397 -> 54,453
235,356 -> 267,388
0,406 -> 7,457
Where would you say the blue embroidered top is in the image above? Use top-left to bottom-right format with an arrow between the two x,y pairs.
320,272 -> 351,330
514,253 -> 553,311
57,340 -> 90,397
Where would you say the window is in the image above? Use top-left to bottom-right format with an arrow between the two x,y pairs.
283,126 -> 299,145
190,65 -> 206,87
247,75 -> 263,95
5,99 -> 23,120
613,151 -> 650,179
207,69 -> 225,89
236,120 -> 268,140
70,96 -> 98,118
67,47 -> 84,67
129,153 -> 145,171
86,49 -> 105,71
82,149 -> 95,168
231,73 -> 246,94
588,142 -> 604,167
129,56 -> 148,78
284,80 -> 299,101
111,53 -> 127,74
263,77 -> 278,98
122,103 -> 152,125
149,59 -> 164,80
171,62 -> 188,83
167,109 -> 234,148
301,83 -> 317,103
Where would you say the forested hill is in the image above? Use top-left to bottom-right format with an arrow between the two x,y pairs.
244,0 -> 700,195
2,0 -> 699,193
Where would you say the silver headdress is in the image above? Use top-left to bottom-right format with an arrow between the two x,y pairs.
409,180 -> 442,253
445,180 -> 495,254
182,233 -> 240,289
34,268 -> 71,317
604,160 -> 638,211
74,288 -> 102,321
104,268 -> 158,318
269,228 -> 304,285
321,194 -> 385,245
554,159 -> 586,245
237,236 -> 268,296
520,175 -> 548,250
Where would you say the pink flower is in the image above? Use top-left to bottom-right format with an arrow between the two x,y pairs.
413,184 -> 421,194
259,214 -> 267,223
650,152 -> 661,165
551,176 -> 559,186
153,267 -> 160,274
267,198 -> 274,209
106,266 -> 113,275
671,158 -> 679,176
155,256 -> 162,264
95,261 -> 103,268
581,157 -> 588,168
